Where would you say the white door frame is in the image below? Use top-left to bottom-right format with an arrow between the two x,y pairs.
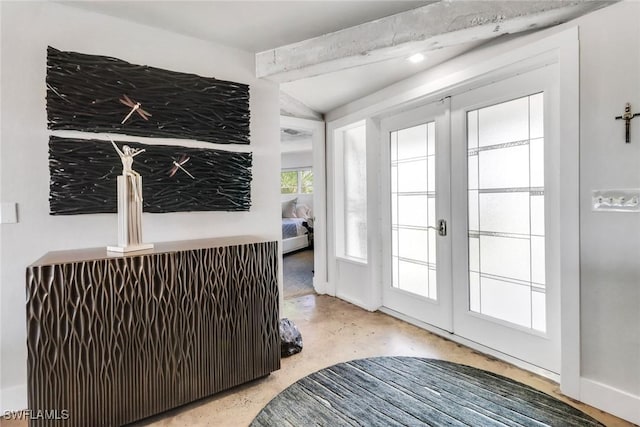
280,115 -> 327,295
326,118 -> 382,310
325,28 -> 579,397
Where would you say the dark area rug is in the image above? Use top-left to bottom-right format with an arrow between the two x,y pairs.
251,356 -> 604,426
283,248 -> 314,299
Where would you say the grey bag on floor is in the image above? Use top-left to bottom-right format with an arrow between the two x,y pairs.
280,318 -> 303,357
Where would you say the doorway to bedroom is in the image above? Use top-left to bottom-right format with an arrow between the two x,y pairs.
280,117 -> 326,300
281,166 -> 315,298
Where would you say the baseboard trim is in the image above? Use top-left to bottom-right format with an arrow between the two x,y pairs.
1,383 -> 27,413
312,280 -> 329,295
580,377 -> 640,425
335,292 -> 376,312
378,306 -> 560,383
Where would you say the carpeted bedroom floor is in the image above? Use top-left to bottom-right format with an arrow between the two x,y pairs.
283,248 -> 315,299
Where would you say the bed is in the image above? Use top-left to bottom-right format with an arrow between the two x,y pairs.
282,218 -> 309,254
282,197 -> 313,254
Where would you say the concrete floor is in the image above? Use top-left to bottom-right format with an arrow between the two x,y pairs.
1,294 -> 633,427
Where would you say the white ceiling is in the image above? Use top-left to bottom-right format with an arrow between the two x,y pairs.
62,1 -> 434,53
60,0 -> 451,114
60,1 -> 599,118
281,138 -> 313,154
281,40 -> 487,113
280,127 -> 313,152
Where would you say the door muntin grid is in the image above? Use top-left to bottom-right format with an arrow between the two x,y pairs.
391,121 -> 437,300
467,93 -> 546,332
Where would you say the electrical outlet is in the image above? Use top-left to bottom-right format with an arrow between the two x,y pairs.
592,189 -> 640,212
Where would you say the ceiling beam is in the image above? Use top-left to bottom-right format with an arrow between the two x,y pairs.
257,1 -> 613,83
280,91 -> 324,121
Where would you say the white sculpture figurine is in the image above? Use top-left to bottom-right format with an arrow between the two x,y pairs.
107,139 -> 153,253
111,140 -> 145,202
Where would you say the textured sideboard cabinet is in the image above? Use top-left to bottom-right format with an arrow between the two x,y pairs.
26,237 -> 280,427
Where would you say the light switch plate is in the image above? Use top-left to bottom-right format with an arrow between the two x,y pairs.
0,202 -> 18,223
592,189 -> 640,212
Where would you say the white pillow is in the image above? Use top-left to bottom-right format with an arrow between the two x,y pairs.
295,204 -> 311,219
282,198 -> 297,218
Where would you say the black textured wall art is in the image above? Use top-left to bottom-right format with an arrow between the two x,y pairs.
49,136 -> 252,215
46,46 -> 250,144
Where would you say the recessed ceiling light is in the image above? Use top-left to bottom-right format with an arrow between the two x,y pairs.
408,53 -> 425,64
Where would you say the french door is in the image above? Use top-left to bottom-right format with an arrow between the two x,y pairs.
450,66 -> 560,372
381,65 -> 560,373
381,101 -> 452,332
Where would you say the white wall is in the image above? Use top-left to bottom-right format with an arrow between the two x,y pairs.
576,0 -> 640,402
281,150 -> 313,169
0,2 -> 280,411
325,1 -> 639,423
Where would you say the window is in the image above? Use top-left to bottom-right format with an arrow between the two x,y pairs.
334,121 -> 367,261
281,169 -> 313,194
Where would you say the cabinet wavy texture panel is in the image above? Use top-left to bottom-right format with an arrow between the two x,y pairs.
48,136 -> 252,214
46,46 -> 250,145
26,240 -> 280,427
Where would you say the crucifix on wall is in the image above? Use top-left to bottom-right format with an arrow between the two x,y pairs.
615,103 -> 640,143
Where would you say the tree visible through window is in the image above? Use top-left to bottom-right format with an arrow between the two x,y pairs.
280,171 -> 298,194
301,170 -> 313,194
281,169 -> 313,194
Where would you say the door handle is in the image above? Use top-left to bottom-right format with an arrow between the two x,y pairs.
438,219 -> 447,236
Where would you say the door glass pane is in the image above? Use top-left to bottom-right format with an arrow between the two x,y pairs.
478,97 -> 529,146
480,235 -> 530,282
468,110 -> 478,149
398,160 -> 428,192
468,153 -> 478,190
478,277 -> 532,328
479,144 -> 529,189
467,93 -> 546,332
469,272 -> 480,312
427,197 -> 436,228
529,93 -> 544,139
397,125 -> 427,160
479,192 -> 530,235
469,237 -> 480,271
398,228 -> 428,263
530,195 -> 545,236
398,195 -> 428,227
468,190 -> 479,231
398,261 -> 429,296
391,122 -> 436,299
428,229 -> 437,264
531,288 -> 546,331
427,156 -> 436,192
530,138 -> 544,188
428,268 -> 437,300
